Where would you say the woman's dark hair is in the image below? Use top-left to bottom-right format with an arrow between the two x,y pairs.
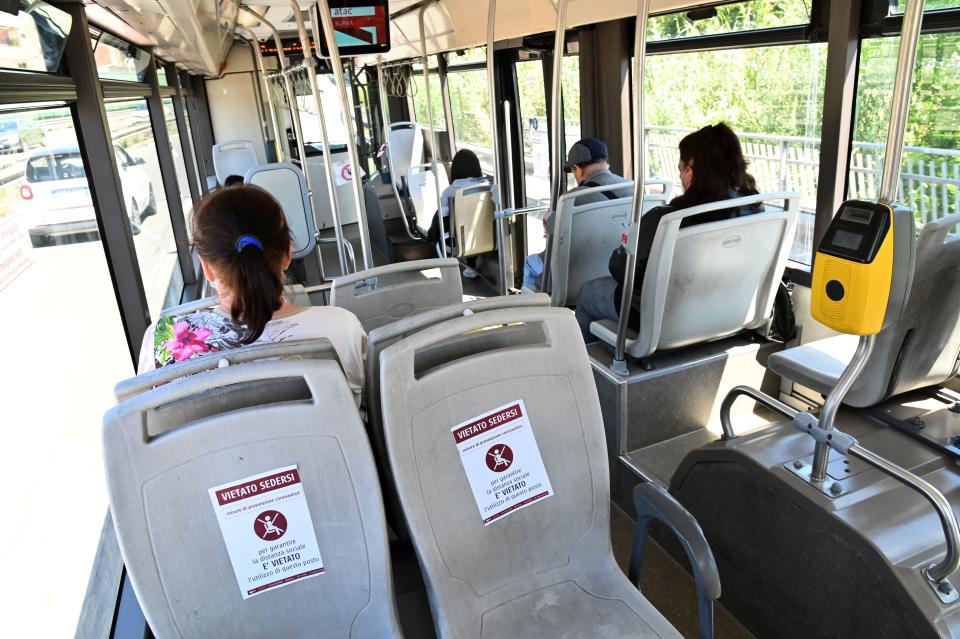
450,149 -> 483,181
671,122 -> 758,209
192,185 -> 292,344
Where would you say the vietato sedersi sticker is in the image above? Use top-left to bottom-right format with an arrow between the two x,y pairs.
451,400 -> 554,525
208,465 -> 325,599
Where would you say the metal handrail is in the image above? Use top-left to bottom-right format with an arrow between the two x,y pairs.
315,0 -> 375,270
496,204 -> 550,220
417,0 -> 447,258
792,413 -> 960,584
612,0 -> 652,375
719,385 -> 799,440
720,384 -> 960,583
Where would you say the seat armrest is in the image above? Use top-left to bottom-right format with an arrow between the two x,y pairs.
629,481 -> 720,639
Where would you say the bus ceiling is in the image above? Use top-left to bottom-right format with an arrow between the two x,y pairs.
83,0 -> 716,76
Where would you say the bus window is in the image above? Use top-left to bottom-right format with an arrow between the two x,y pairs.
643,41 -> 827,264
105,100 -> 182,318
562,55 -> 581,189
647,0 -> 811,41
161,98 -> 194,230
0,0 -> 71,73
93,32 -> 151,82
409,58 -> 446,130
850,32 -> 960,230
515,58 -> 548,254
447,67 -> 494,172
0,103 -> 131,638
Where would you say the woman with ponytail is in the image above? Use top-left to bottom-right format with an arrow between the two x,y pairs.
137,185 -> 366,399
575,122 -> 762,341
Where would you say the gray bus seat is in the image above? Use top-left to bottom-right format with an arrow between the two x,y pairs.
550,182 -> 670,307
103,360 -> 401,638
408,163 -> 450,236
388,121 -> 424,193
330,258 -> 463,332
769,212 -> 960,407
365,294 -> 551,534
244,163 -> 317,261
115,338 -> 341,402
448,181 -> 498,259
159,284 -> 312,320
212,140 -> 258,185
378,306 -> 681,638
592,192 -> 800,359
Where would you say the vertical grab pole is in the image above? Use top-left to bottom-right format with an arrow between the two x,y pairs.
498,99 -> 516,294
611,0 -> 652,375
378,63 -> 419,240
417,1 -> 447,258
810,0 -> 926,482
487,0 -> 506,291
316,0 -> 375,270
286,0 -> 349,276
541,0 -> 568,295
486,0 -> 500,192
237,28 -> 283,164
240,8 -> 298,164
879,0 -> 925,205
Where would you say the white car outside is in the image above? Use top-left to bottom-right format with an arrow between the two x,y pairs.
21,145 -> 154,246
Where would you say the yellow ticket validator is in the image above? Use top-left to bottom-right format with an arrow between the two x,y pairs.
812,200 -> 894,335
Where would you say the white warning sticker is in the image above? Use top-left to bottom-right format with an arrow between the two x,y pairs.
208,465 -> 325,599
452,400 -> 553,525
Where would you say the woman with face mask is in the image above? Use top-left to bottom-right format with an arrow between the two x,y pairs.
574,122 -> 761,342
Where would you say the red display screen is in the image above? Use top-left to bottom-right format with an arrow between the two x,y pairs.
318,1 -> 391,56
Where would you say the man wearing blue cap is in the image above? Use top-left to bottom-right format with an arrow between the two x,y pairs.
523,137 -> 632,291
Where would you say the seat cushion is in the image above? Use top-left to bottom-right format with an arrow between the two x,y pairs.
766,334 -> 858,397
479,580 -> 679,639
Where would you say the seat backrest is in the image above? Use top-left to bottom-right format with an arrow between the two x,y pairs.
245,163 -> 317,260
844,212 -> 960,405
364,294 -> 551,533
103,360 -> 401,638
407,163 -> 450,235
329,258 -> 463,332
212,140 -> 258,185
636,192 -> 800,357
159,285 -> 311,320
387,121 -> 423,189
114,338 -> 341,402
450,181 -> 497,258
378,307 -> 615,636
549,182 -> 670,306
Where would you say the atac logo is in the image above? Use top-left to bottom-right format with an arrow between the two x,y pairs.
485,444 -> 514,472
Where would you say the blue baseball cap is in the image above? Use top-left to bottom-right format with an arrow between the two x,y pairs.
564,138 -> 609,172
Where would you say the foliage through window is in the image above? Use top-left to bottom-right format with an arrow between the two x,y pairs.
648,0 -> 811,42
850,32 -> 960,229
409,58 -> 446,128
643,42 -> 827,263
448,69 -> 493,171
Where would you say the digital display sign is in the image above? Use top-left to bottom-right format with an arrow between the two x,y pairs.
317,1 -> 391,57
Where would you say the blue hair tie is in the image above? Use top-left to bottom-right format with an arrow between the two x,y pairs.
236,235 -> 263,253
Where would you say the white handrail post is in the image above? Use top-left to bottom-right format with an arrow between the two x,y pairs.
611,0 -> 652,375
417,1 -> 447,258
316,0 -> 376,270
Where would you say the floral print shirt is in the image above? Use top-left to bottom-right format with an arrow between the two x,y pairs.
137,307 -> 368,402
